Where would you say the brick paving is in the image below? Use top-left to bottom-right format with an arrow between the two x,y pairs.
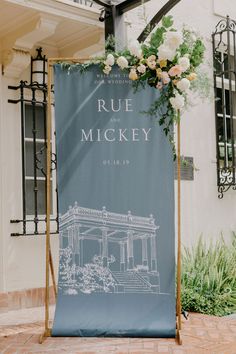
0,306 -> 236,353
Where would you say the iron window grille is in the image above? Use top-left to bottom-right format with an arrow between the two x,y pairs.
8,48 -> 59,236
213,16 -> 236,198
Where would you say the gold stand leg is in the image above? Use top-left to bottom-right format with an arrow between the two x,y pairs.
39,328 -> 52,344
176,325 -> 182,345
39,60 -> 53,344
176,111 -> 182,345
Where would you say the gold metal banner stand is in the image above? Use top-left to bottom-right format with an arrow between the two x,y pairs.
176,111 -> 182,345
39,58 -> 182,345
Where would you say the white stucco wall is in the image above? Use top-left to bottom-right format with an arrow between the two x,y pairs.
0,72 -> 59,292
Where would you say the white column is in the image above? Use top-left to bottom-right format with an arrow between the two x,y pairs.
120,242 -> 125,271
70,225 -> 76,281
102,227 -> 108,267
151,234 -> 157,271
98,239 -> 102,258
74,224 -> 80,266
60,229 -> 66,249
80,238 -> 84,267
142,236 -> 148,267
68,226 -> 73,248
127,230 -> 134,269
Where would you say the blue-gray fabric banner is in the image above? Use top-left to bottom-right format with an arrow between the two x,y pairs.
52,64 -> 175,337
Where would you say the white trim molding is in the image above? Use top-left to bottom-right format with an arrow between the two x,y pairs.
3,48 -> 31,78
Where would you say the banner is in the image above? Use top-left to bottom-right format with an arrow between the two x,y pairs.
52,64 -> 175,337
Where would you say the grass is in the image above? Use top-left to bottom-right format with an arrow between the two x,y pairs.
181,234 -> 236,316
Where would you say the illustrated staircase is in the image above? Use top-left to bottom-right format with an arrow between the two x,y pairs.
112,271 -> 152,293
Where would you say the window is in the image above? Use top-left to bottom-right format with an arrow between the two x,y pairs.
9,49 -> 58,235
25,104 -> 47,216
213,16 -> 236,198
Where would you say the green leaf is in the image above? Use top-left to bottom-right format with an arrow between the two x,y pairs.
191,39 -> 205,67
150,27 -> 166,48
181,233 -> 236,316
162,15 -> 174,28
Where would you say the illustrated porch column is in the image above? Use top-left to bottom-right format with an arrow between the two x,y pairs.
98,239 -> 102,258
74,223 -> 80,266
127,230 -> 134,269
67,225 -> 73,248
151,234 -> 157,271
79,237 -> 84,267
120,242 -> 125,271
60,229 -> 66,249
68,225 -> 76,281
142,236 -> 148,267
102,227 -> 108,267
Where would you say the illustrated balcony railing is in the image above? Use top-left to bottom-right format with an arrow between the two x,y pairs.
60,202 -> 158,231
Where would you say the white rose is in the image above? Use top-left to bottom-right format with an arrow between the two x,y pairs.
176,78 -> 190,92
103,65 -> 112,75
137,64 -> 146,74
104,53 -> 115,66
129,40 -> 142,58
158,44 -> 176,61
146,55 -> 156,70
178,57 -> 190,72
117,56 -> 129,69
170,93 -> 185,110
165,31 -> 183,49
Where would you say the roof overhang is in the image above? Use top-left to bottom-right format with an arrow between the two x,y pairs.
0,0 -> 104,59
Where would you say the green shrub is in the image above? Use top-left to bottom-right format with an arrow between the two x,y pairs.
181,234 -> 236,316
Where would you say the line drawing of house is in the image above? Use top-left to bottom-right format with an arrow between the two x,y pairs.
58,202 -> 160,295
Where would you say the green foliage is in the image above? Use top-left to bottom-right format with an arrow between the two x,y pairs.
181,235 -> 236,316
105,34 -> 116,53
191,39 -> 205,67
59,15 -> 207,156
162,15 -> 174,29
191,68 -> 213,100
149,27 -> 166,51
148,16 -> 173,52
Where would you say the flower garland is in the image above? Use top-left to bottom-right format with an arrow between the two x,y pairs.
61,16 -> 206,150
101,16 -> 205,138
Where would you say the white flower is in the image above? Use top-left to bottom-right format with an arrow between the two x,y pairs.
165,31 -> 183,50
158,44 -> 176,61
129,68 -> 138,81
146,55 -> 156,70
137,64 -> 146,74
103,65 -> 112,75
104,53 -> 115,66
117,56 -> 129,69
129,40 -> 142,58
178,57 -> 190,72
176,78 -> 190,92
170,93 -> 185,110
